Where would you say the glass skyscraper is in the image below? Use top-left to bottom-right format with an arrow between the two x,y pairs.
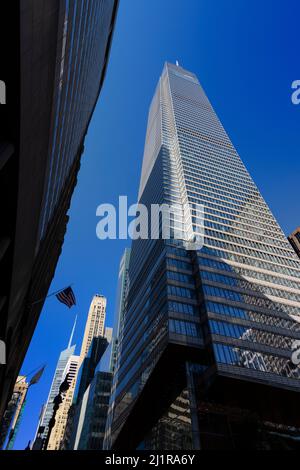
110,63 -> 300,450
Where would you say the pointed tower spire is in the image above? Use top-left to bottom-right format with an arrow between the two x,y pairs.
68,315 -> 77,349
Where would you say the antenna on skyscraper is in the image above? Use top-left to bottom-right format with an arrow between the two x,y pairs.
68,314 -> 77,349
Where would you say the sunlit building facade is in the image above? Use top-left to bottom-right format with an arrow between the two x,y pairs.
37,345 -> 79,449
110,63 -> 300,450
80,295 -> 107,360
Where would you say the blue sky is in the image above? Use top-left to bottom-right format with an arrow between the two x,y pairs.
14,0 -> 300,449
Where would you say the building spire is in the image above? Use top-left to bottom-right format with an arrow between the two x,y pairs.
68,315 -> 77,349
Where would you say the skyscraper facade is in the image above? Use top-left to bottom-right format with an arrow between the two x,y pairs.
72,341 -> 113,450
44,295 -> 110,450
0,0 -> 119,421
110,248 -> 131,372
74,371 -> 113,450
36,341 -> 79,450
110,63 -> 300,450
61,311 -> 113,450
80,295 -> 107,360
104,249 -> 131,449
46,355 -> 80,450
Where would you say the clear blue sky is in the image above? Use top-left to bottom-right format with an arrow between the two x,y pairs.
14,0 -> 300,449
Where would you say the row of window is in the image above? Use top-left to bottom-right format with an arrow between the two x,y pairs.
213,343 -> 300,379
184,170 -> 260,207
203,284 -> 300,317
168,285 -> 196,299
199,246 -> 300,280
204,237 -> 300,270
181,146 -> 253,186
205,301 -> 300,332
179,134 -> 246,169
167,257 -> 193,272
169,319 -> 201,338
168,301 -> 197,316
183,161 -> 257,197
167,270 -> 194,284
188,193 -> 279,233
204,219 -> 290,250
203,284 -> 242,302
186,180 -> 268,217
200,270 -> 300,303
209,320 -> 293,350
233,265 -> 300,291
204,232 -> 296,267
187,186 -> 271,224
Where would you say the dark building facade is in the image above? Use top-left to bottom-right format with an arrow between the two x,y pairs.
63,340 -> 113,450
0,0 -> 119,421
110,63 -> 300,450
75,371 -> 113,450
77,337 -> 109,403
288,228 -> 300,259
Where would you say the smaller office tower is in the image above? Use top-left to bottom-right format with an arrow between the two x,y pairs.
288,228 -> 300,259
46,356 -> 80,450
104,249 -> 131,449
60,313 -> 112,449
73,344 -> 113,450
75,371 -> 112,450
76,337 -> 109,403
80,295 -> 107,360
110,249 -> 131,372
60,336 -> 109,450
34,319 -> 79,450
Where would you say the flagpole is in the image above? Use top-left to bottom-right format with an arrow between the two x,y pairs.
15,364 -> 47,385
30,284 -> 74,306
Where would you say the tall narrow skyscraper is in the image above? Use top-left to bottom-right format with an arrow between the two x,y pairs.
110,63 -> 300,450
104,249 -> 131,449
35,319 -> 79,450
34,295 -> 108,450
110,248 -> 131,372
80,295 -> 107,360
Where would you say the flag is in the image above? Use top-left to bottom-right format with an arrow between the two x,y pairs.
29,366 -> 45,386
56,286 -> 76,308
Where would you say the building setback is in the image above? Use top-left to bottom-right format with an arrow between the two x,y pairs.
0,0 -> 119,421
110,63 -> 300,450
